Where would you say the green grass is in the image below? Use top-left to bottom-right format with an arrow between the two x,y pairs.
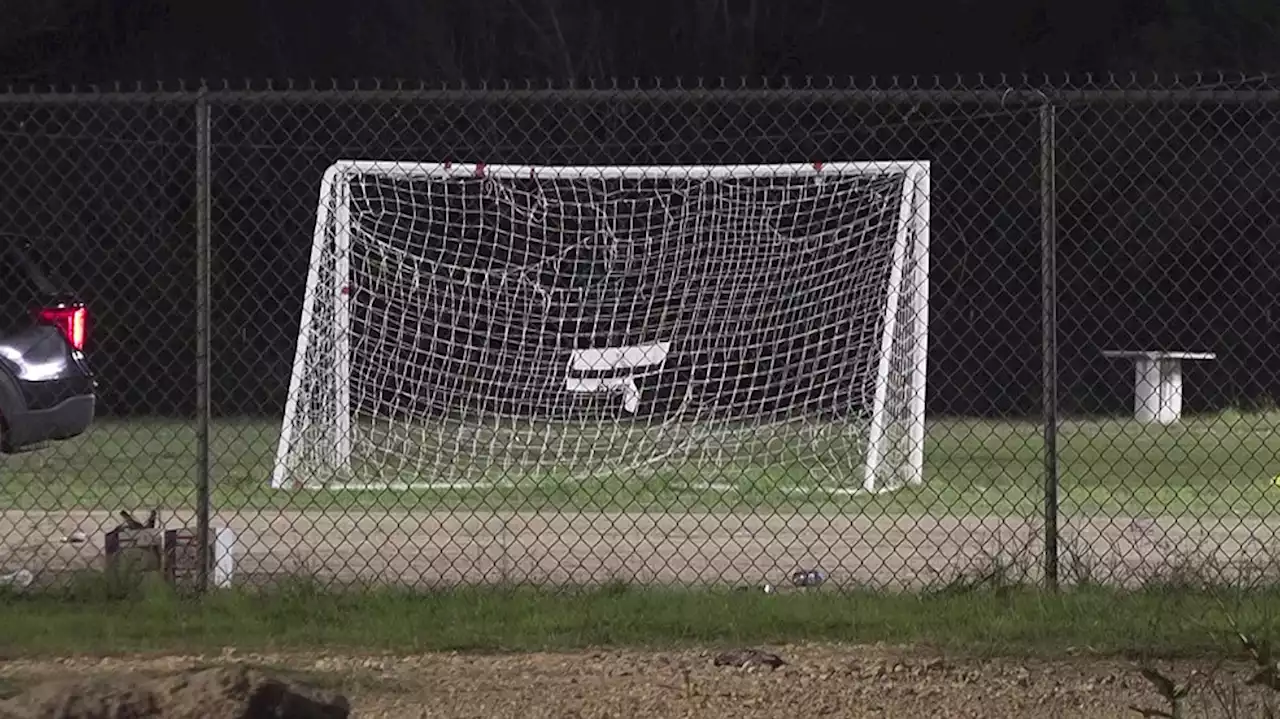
2,410 -> 1280,518
2,576 -> 1279,660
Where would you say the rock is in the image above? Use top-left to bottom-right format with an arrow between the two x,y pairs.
0,665 -> 350,719
712,649 -> 787,670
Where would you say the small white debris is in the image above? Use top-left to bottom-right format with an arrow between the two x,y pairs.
0,569 -> 33,588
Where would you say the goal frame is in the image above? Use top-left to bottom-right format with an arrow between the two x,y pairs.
271,160 -> 930,493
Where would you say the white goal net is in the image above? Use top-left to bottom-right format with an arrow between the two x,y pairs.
272,161 -> 930,495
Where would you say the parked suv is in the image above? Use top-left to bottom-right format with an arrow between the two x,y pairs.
0,239 -> 96,453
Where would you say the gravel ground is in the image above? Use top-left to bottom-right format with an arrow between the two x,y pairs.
3,508 -> 1278,590
1,646 -> 1275,718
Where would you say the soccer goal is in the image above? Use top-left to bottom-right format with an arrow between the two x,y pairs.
272,160 -> 930,495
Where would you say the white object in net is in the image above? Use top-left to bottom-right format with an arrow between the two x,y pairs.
272,161 -> 930,494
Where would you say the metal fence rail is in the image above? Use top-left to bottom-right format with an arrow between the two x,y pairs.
1,75 -> 1278,593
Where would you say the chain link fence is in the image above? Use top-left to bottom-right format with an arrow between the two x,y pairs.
1,77 -> 1278,593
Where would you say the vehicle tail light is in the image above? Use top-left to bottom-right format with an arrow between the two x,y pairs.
36,304 -> 88,351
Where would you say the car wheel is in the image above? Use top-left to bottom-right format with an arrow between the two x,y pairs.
0,409 -> 13,454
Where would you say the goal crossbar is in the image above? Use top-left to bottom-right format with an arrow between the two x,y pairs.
312,160 -> 929,181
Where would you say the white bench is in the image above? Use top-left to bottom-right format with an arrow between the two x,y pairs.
564,342 -> 670,414
1101,350 -> 1216,424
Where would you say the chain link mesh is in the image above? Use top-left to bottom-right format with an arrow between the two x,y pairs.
0,77 -> 1277,593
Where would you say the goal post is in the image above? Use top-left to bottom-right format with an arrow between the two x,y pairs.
272,160 -> 930,494
864,162 -> 930,493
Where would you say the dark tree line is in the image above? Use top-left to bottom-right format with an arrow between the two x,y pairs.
2,0 -> 1279,84
1,0 -> 1279,421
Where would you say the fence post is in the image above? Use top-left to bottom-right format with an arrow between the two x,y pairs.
1039,100 -> 1059,590
195,84 -> 212,593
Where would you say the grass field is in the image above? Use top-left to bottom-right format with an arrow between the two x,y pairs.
1,577 -> 1277,659
2,410 -> 1278,518
6,413 -> 1280,717
6,580 -> 1280,718
3,410 -> 1278,591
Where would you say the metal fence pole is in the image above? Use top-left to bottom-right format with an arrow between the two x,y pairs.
195,85 -> 213,593
1040,101 -> 1059,590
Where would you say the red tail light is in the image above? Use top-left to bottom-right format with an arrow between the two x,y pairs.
36,305 -> 88,351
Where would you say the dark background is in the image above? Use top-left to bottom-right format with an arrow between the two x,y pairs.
0,0 -> 1278,421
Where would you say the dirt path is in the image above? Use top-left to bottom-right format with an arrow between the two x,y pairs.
1,646 -> 1273,718
5,508 -> 1278,590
